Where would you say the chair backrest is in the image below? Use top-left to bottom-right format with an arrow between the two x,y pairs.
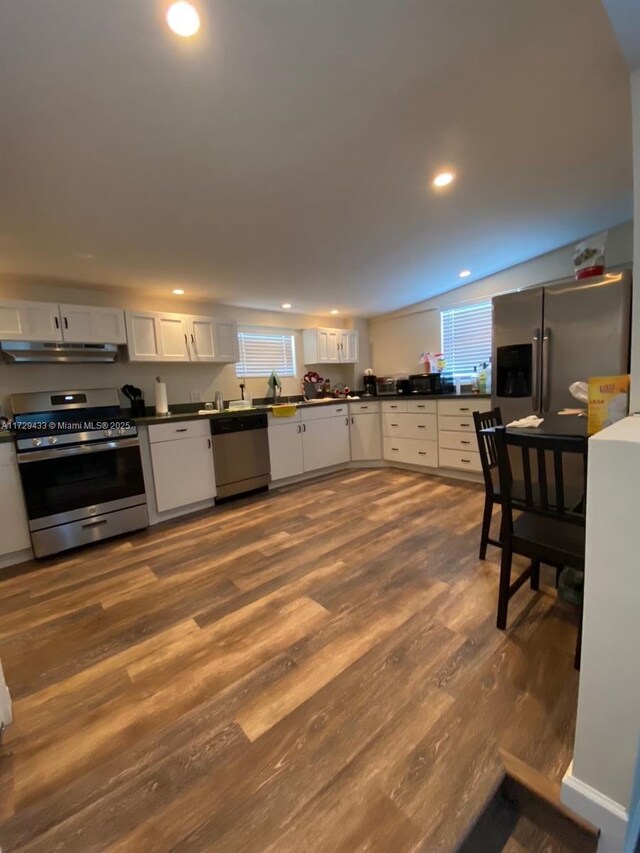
473,408 -> 503,492
493,426 -> 587,528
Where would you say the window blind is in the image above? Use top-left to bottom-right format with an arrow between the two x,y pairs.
236,330 -> 296,378
440,302 -> 492,378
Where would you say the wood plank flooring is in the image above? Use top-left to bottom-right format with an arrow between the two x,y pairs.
0,469 -> 580,852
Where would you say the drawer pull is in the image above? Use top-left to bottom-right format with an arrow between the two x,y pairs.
390,405 -> 398,409
81,518 -> 108,529
391,447 -> 399,451
418,451 -> 427,456
461,440 -> 471,445
417,424 -> 426,429
361,406 -> 369,409
176,428 -> 188,432
417,404 -> 425,408
461,458 -> 471,463
390,423 -> 399,427
459,407 -> 470,411
460,423 -> 470,428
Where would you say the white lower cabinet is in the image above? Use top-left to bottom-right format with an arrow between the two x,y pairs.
302,418 -> 335,472
383,437 -> 439,468
268,420 -> 304,481
381,405 -> 438,468
148,421 -> 216,512
436,399 -> 490,474
350,408 -> 381,461
331,415 -> 351,466
0,443 -> 31,556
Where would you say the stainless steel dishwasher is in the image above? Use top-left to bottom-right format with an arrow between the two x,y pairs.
210,413 -> 271,500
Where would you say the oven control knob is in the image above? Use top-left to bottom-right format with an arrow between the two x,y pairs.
48,436 -> 58,445
104,428 -> 113,437
32,438 -> 43,447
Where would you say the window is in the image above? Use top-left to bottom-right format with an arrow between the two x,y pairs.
236,329 -> 297,378
440,302 -> 492,378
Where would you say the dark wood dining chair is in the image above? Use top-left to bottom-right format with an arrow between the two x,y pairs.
493,426 -> 587,668
473,408 -> 503,560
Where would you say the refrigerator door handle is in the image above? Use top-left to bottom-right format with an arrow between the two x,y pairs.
532,328 -> 540,411
542,327 -> 551,412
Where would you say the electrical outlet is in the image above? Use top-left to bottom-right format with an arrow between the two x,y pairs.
190,390 -> 203,403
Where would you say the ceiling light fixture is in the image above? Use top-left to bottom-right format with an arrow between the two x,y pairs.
172,288 -> 185,295
330,309 -> 340,315
166,1 -> 200,37
432,171 -> 455,188
74,252 -> 95,261
458,270 -> 471,278
281,303 -> 292,309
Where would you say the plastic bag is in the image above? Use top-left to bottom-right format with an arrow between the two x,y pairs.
569,381 -> 589,404
574,231 -> 607,279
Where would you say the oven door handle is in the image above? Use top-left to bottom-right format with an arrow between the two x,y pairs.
17,437 -> 140,463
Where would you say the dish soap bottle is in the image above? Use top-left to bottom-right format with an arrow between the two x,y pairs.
471,366 -> 479,394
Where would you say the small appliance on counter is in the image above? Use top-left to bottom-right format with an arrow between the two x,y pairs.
376,375 -> 407,396
396,378 -> 412,396
362,369 -> 377,397
408,373 -> 454,395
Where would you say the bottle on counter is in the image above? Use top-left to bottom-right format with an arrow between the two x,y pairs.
478,363 -> 487,394
471,366 -> 479,394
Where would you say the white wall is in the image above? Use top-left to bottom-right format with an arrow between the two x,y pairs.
0,276 -> 364,412
630,69 -> 640,413
562,417 -> 640,852
369,220 -> 633,377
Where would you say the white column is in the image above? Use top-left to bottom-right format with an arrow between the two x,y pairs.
562,417 -> 640,852
630,69 -> 640,413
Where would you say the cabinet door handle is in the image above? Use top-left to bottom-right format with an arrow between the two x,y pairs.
303,424 -> 307,432
345,417 -> 349,426
351,416 -> 354,425
176,428 -> 188,433
191,334 -> 195,345
81,518 -> 108,529
63,316 -> 68,329
54,316 -> 60,329
207,438 -> 211,449
297,424 -> 301,433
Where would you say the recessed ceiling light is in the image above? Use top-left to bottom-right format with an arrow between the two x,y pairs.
166,2 -> 200,37
281,303 -> 292,309
432,171 -> 455,188
172,288 -> 185,295
74,252 -> 95,261
458,270 -> 471,278
330,309 -> 340,315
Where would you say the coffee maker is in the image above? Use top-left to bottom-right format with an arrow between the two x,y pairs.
362,373 -> 377,396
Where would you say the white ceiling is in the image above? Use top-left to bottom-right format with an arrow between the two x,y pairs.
0,0 -> 633,317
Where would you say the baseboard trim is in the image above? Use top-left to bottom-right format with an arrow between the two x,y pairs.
562,762 -> 628,853
0,547 -> 33,569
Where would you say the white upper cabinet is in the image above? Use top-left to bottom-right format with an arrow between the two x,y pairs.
212,318 -> 240,362
302,327 -> 359,365
58,304 -> 127,344
0,300 -> 63,342
127,311 -> 238,363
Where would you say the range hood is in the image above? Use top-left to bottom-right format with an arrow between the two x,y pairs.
0,341 -> 119,364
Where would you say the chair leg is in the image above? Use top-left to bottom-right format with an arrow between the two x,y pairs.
574,605 -> 583,671
496,540 -> 513,630
530,559 -> 541,591
479,494 -> 493,560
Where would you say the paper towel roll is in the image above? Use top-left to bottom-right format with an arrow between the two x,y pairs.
154,381 -> 168,415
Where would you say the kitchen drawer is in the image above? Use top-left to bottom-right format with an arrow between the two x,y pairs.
439,448 -> 482,473
383,413 -> 437,441
438,414 -> 476,434
406,400 -> 437,414
300,405 -> 333,422
330,402 -> 349,417
438,398 -> 490,416
148,419 -> 212,443
438,430 -> 478,452
383,436 -> 438,468
349,401 -> 380,415
381,400 -> 408,414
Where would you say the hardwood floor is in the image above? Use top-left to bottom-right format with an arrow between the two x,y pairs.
0,469 -> 580,852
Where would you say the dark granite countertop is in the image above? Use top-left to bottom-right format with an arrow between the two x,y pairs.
130,393 -> 492,426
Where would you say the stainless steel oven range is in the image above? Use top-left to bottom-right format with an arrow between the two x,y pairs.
10,388 -> 148,558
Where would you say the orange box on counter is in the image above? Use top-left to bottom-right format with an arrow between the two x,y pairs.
587,375 -> 629,435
